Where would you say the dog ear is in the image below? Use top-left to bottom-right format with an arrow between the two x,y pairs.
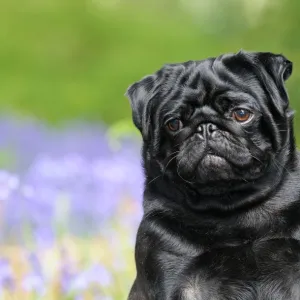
257,52 -> 293,82
125,72 -> 161,140
256,52 -> 293,109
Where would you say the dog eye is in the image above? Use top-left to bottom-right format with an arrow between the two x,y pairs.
232,109 -> 252,123
166,119 -> 183,132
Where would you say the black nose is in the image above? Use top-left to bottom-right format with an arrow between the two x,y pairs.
197,123 -> 218,139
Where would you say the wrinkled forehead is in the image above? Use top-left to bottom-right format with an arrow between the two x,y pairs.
162,55 -> 263,102
158,55 -> 265,111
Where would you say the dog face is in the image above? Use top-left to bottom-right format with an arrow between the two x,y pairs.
126,51 -> 293,194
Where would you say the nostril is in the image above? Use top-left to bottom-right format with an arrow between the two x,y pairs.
197,125 -> 203,134
207,123 -> 217,134
197,123 -> 218,138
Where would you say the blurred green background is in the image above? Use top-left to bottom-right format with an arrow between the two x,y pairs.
0,0 -> 300,130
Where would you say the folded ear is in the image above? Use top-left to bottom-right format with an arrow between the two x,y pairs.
257,52 -> 292,81
125,72 -> 161,139
256,52 -> 293,107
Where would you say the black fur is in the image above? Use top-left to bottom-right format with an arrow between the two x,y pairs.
125,50 -> 300,299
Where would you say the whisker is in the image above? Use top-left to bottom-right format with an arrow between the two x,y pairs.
273,157 -> 291,176
229,137 -> 264,164
147,174 -> 162,186
249,154 -> 263,164
146,151 -> 180,186
177,157 -> 195,184
165,150 -> 180,158
163,155 -> 178,176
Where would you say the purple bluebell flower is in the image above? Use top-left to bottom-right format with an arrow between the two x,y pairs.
59,248 -> 78,294
0,115 -> 144,243
69,264 -> 113,293
0,259 -> 14,292
22,252 -> 46,296
22,274 -> 46,296
27,252 -> 43,275
0,171 -> 19,200
34,226 -> 55,248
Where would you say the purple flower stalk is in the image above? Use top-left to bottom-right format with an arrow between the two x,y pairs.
0,259 -> 15,292
22,252 -> 46,296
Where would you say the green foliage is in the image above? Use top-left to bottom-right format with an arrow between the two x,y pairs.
0,0 -> 300,135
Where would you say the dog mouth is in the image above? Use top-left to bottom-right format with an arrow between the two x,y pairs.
200,154 -> 228,168
176,139 -> 264,185
201,146 -> 227,163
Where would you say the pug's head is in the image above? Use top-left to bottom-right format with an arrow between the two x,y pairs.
125,51 -> 294,208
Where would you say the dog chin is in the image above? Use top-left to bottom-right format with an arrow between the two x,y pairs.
195,154 -> 235,183
201,154 -> 228,168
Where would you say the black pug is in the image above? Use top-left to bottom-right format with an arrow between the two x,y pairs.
125,50 -> 300,300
